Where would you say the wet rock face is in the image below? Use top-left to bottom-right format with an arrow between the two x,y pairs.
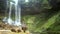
0,0 -> 7,10
11,26 -> 27,33
22,26 -> 27,32
11,29 -> 16,32
17,29 -> 21,32
11,29 -> 21,32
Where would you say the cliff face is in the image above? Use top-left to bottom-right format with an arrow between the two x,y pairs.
0,0 -> 7,10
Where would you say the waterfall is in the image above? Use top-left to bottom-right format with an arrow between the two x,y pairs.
14,3 -> 21,26
3,0 -> 21,26
7,2 -> 13,25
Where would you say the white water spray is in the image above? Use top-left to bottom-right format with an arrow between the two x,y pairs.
7,2 -> 13,25
13,0 -> 21,26
14,4 -> 21,26
25,0 -> 29,2
3,0 -> 21,26
3,2 -> 13,24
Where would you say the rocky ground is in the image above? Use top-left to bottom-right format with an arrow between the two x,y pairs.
0,21 -> 30,34
0,21 -> 20,34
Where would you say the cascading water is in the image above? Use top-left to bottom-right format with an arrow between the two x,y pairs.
7,2 -> 13,25
2,0 -> 31,33
3,2 -> 13,24
13,0 -> 21,26
14,2 -> 21,26
3,0 -> 21,26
